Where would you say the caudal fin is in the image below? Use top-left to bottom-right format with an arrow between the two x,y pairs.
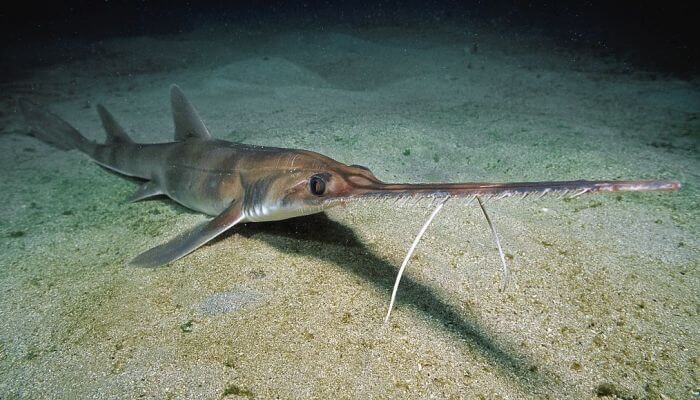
18,99 -> 95,153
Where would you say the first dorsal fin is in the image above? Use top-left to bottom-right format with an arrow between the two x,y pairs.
97,104 -> 134,144
170,84 -> 212,141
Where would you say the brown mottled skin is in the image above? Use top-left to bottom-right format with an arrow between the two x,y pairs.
19,85 -> 680,267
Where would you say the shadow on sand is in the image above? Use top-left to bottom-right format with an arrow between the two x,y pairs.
221,212 -> 562,395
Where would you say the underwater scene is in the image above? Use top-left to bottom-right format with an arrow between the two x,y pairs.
0,1 -> 698,399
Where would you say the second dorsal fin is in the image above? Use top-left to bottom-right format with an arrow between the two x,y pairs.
170,84 -> 212,141
97,104 -> 133,144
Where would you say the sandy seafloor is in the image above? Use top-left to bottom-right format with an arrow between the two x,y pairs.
0,23 -> 698,399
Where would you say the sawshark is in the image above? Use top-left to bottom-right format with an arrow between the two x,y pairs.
19,85 -> 680,317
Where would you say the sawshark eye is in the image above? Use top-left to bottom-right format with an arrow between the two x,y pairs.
309,175 -> 326,196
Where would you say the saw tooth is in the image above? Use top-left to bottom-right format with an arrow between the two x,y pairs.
569,188 -> 589,198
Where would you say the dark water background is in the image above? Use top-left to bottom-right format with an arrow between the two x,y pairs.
2,1 -> 698,81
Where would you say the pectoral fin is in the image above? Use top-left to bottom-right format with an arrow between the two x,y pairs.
129,201 -> 244,268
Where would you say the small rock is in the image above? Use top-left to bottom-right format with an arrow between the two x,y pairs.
180,320 -> 194,333
595,382 -> 619,397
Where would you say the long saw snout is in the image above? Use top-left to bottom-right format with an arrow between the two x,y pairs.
350,177 -> 681,322
323,177 -> 681,207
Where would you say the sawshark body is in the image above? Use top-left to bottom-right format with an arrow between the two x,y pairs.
19,85 -> 680,268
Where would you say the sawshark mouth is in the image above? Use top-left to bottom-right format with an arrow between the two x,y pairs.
322,179 -> 681,207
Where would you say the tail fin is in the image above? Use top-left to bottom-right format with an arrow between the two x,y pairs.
18,99 -> 95,153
